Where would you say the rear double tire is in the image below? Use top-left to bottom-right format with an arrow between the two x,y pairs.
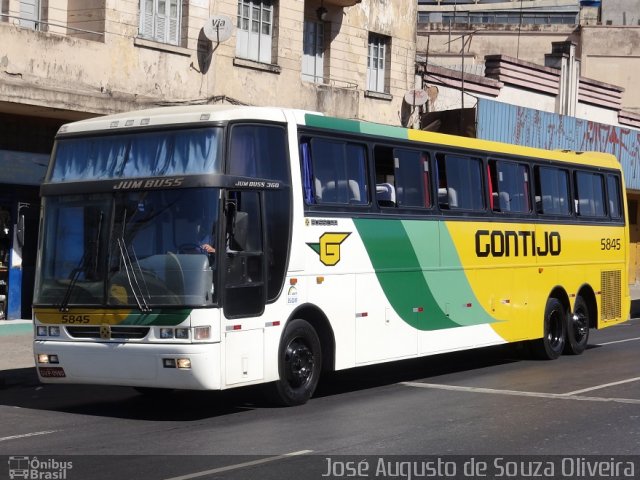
564,296 -> 590,355
531,297 -> 566,360
269,319 -> 322,406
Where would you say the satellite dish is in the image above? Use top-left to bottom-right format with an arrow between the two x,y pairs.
403,89 -> 429,107
203,15 -> 233,43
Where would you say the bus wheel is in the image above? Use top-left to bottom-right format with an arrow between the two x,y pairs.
564,297 -> 590,355
271,319 -> 322,406
532,297 -> 566,360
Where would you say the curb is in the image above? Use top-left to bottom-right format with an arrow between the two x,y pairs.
0,321 -> 32,337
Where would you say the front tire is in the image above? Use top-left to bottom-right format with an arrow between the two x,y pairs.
531,297 -> 566,360
270,319 -> 322,406
564,296 -> 590,355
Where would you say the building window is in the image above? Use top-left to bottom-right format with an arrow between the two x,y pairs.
367,33 -> 389,93
302,20 -> 324,83
139,0 -> 182,45
236,0 -> 274,64
19,0 -> 41,29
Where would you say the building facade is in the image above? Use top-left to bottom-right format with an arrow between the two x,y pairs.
0,0 -> 418,318
417,0 -> 640,115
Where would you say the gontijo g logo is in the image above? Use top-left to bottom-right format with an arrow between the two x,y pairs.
307,233 -> 351,266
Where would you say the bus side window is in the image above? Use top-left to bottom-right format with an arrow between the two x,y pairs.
436,153 -> 483,211
489,159 -> 531,214
394,149 -> 431,208
575,171 -> 606,217
229,124 -> 290,303
309,137 -> 368,206
300,140 -> 316,204
374,145 -> 396,207
534,166 -> 571,216
607,175 -> 622,219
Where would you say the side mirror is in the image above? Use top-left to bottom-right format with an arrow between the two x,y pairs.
230,211 -> 248,251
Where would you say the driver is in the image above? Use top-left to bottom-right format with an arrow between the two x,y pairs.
196,223 -> 216,254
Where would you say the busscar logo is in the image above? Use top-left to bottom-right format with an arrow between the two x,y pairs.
307,232 -> 350,266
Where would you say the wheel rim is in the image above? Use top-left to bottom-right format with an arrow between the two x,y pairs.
571,306 -> 589,343
547,306 -> 564,351
284,337 -> 315,389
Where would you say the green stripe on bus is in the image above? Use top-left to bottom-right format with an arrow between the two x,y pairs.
120,309 -> 192,326
304,114 -> 408,140
354,218 -> 495,330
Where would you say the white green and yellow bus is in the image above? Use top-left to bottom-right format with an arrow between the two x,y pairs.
33,106 -> 630,405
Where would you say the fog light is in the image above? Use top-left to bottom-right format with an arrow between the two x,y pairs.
38,354 -> 50,364
159,328 -> 174,339
175,328 -> 189,339
162,358 -> 176,368
48,326 -> 61,337
176,358 -> 191,369
49,354 -> 59,364
194,326 -> 210,340
37,326 -> 48,337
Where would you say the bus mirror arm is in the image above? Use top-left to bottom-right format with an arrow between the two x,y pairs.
16,214 -> 25,248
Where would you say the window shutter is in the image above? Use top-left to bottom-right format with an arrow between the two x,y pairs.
367,40 -> 376,91
19,0 -> 40,29
168,0 -> 180,45
236,1 -> 272,62
376,41 -> 385,92
140,0 -> 155,38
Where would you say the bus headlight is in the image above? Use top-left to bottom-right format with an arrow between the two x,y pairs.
176,358 -> 191,369
36,326 -> 48,337
175,328 -> 190,339
48,326 -> 61,337
159,328 -> 174,339
37,354 -> 60,364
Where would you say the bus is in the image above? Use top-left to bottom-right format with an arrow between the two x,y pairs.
33,105 -> 630,406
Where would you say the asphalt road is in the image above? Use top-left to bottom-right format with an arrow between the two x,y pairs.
1,319 -> 639,480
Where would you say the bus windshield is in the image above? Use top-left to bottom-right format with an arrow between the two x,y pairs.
35,188 -> 220,308
50,127 -> 223,182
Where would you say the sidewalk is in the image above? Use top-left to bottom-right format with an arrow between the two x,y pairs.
630,284 -> 640,318
0,320 -> 35,388
0,320 -> 34,370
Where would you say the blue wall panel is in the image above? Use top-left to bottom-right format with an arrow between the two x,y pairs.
477,98 -> 640,191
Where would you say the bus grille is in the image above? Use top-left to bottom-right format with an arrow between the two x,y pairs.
601,270 -> 622,321
66,326 -> 150,339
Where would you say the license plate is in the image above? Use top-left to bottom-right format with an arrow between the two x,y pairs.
39,367 -> 66,378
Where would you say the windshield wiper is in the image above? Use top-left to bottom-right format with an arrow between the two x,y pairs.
59,211 -> 104,312
116,238 -> 151,312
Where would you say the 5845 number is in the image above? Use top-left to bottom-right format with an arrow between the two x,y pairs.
600,238 -> 621,251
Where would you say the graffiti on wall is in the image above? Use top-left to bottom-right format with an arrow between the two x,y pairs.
477,99 -> 640,190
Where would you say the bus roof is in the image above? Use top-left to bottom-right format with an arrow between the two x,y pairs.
57,105 -> 621,170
